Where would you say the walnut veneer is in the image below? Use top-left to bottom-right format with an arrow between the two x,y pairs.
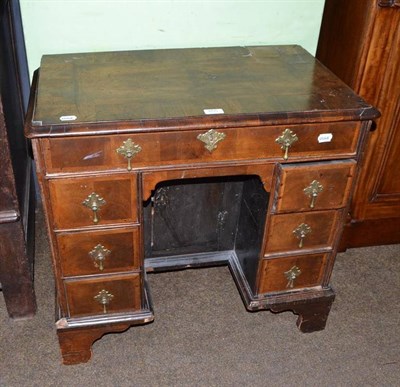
25,45 -> 379,364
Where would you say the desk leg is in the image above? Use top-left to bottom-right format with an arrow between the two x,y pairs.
57,323 -> 131,365
269,289 -> 335,333
292,296 -> 335,333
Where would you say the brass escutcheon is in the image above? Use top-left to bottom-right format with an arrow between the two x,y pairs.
197,129 -> 226,152
275,128 -> 298,160
293,223 -> 312,248
303,180 -> 324,208
89,244 -> 111,271
284,266 -> 302,288
116,138 -> 142,171
94,289 -> 114,314
82,192 -> 106,224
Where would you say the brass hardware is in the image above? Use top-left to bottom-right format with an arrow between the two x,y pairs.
94,289 -> 114,313
284,266 -> 302,288
275,128 -> 298,160
89,244 -> 111,271
116,138 -> 142,171
303,180 -> 324,208
82,192 -> 106,224
197,129 -> 226,152
293,223 -> 312,248
153,187 -> 170,208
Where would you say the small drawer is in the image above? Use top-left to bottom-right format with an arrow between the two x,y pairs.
273,160 -> 356,213
263,210 -> 342,254
65,273 -> 141,318
257,253 -> 328,294
42,121 -> 361,173
57,227 -> 141,277
48,174 -> 138,230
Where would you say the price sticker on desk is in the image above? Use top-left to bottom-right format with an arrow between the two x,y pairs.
203,108 -> 225,115
318,133 -> 333,143
59,115 -> 77,121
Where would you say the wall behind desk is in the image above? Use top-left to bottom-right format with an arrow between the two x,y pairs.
20,0 -> 325,79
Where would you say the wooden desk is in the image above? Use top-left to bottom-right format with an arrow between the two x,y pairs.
25,45 -> 379,364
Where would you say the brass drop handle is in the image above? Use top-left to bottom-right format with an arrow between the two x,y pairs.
303,180 -> 324,208
284,266 -> 302,288
275,128 -> 298,160
116,138 -> 142,171
293,223 -> 312,248
197,129 -> 226,152
82,192 -> 106,224
89,244 -> 111,271
94,289 -> 114,314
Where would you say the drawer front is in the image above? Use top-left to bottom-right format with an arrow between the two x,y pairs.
42,122 -> 361,173
48,174 -> 138,230
263,210 -> 342,254
257,253 -> 328,294
65,274 -> 141,317
57,227 -> 141,277
273,160 -> 356,213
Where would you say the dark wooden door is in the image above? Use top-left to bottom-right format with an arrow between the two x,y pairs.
0,0 -> 36,318
317,0 -> 400,248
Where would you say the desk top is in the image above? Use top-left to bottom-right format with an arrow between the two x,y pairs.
27,45 -> 378,137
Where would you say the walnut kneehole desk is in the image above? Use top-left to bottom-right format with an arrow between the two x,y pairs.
25,45 -> 379,365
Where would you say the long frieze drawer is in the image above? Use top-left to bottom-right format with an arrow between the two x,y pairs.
257,253 -> 328,294
48,174 -> 138,230
57,227 -> 141,277
263,210 -> 342,254
65,274 -> 141,318
41,121 -> 361,173
272,160 -> 356,213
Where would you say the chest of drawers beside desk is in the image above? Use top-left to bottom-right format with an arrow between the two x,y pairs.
25,46 -> 378,364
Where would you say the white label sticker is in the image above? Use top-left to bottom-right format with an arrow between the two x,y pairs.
318,133 -> 333,143
203,108 -> 224,115
59,115 -> 77,121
